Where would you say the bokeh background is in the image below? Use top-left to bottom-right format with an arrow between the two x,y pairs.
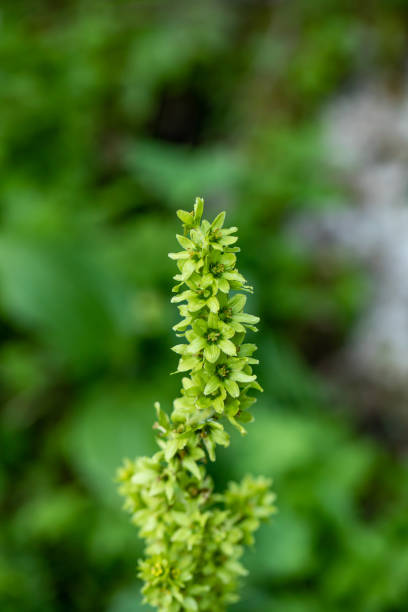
1,1 -> 408,611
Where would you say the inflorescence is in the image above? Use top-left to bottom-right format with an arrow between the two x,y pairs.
117,198 -> 275,612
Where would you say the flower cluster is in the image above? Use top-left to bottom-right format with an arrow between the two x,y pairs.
118,198 -> 275,611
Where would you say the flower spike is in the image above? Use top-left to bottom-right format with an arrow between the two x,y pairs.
118,199 -> 275,612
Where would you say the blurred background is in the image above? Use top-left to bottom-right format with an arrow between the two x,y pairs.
1,1 -> 408,611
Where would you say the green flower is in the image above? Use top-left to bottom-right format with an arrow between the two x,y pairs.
187,312 -> 236,363
175,196 -> 204,232
218,293 -> 260,332
173,372 -> 228,419
207,251 -> 242,293
205,211 -> 239,251
171,274 -> 219,315
204,356 -> 256,398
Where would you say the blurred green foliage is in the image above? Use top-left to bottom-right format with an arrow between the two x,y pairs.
1,1 -> 408,611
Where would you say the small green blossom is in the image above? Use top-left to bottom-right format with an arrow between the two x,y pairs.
118,199 -> 275,611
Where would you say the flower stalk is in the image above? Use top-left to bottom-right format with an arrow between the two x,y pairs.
118,198 -> 275,611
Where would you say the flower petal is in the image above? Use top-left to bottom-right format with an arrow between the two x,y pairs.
204,376 -> 220,395
207,296 -> 219,313
204,344 -> 220,363
218,339 -> 237,356
224,378 -> 240,397
229,294 -> 247,312
231,371 -> 256,383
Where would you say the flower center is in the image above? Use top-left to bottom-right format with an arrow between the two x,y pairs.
210,263 -> 225,277
207,329 -> 220,344
152,562 -> 164,577
220,306 -> 232,322
210,229 -> 222,241
216,364 -> 231,378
